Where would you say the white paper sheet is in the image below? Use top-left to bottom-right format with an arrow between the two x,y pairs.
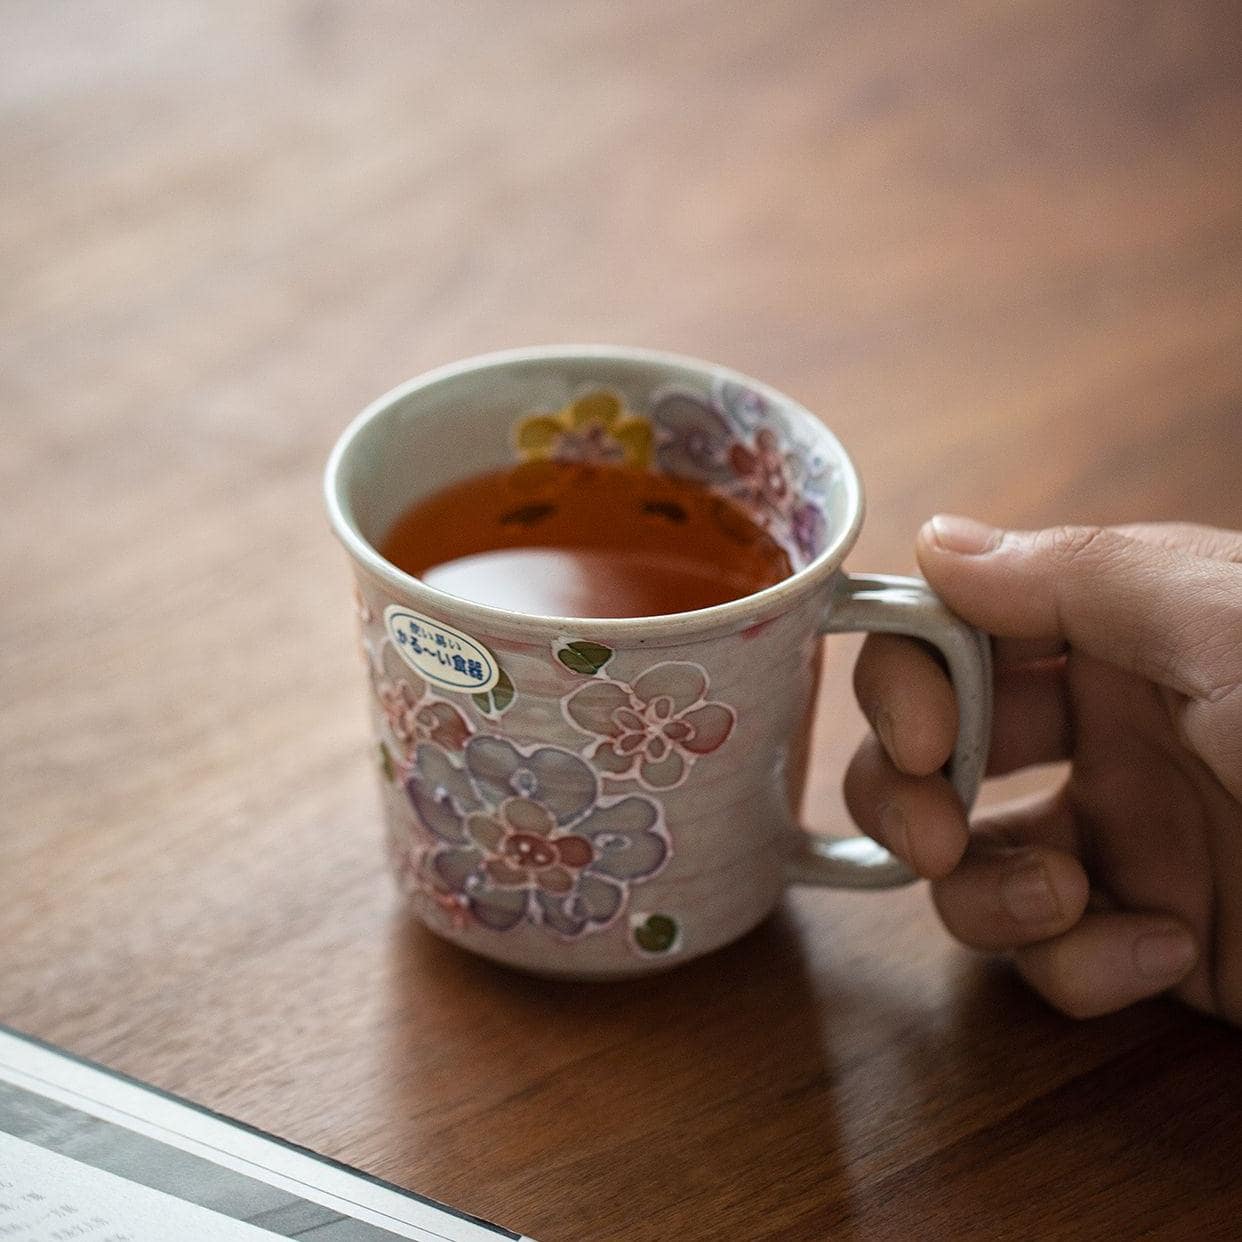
1,1132 -> 280,1241
0,1027 -> 535,1242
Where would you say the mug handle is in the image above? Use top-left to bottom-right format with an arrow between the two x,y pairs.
786,573 -> 993,889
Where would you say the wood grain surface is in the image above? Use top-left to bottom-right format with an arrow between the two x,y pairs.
2,2 -> 1240,1239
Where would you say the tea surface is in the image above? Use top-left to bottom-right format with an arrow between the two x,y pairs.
379,461 -> 793,617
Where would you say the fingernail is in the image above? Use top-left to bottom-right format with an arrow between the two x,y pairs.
878,802 -> 912,868
1000,856 -> 1061,924
928,515 -> 1002,555
1133,929 -> 1197,981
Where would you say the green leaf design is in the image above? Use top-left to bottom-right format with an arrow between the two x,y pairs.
492,667 -> 515,711
378,741 -> 396,783
473,666 -> 516,715
634,914 -> 679,954
556,640 -> 613,675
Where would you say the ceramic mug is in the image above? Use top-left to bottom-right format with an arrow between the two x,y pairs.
325,346 -> 992,979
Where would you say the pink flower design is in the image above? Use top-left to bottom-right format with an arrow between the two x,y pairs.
563,661 -> 735,790
387,830 -> 471,929
372,644 -> 472,758
376,675 -> 472,755
729,427 -> 791,514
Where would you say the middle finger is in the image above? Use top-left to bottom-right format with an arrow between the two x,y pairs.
854,633 -> 1072,777
843,734 -> 969,879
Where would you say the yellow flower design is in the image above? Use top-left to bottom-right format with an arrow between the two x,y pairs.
515,390 -> 652,467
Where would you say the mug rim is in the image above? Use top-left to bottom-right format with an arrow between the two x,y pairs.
324,344 -> 865,640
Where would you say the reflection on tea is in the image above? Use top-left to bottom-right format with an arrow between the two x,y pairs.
380,461 -> 793,618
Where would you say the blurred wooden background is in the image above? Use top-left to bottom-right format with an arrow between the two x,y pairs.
2,2 -> 1240,1239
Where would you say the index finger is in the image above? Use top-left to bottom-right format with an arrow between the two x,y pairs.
917,518 -> 1242,702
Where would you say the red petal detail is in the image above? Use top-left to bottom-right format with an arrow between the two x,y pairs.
729,443 -> 757,477
679,703 -> 736,754
538,866 -> 574,894
553,835 -> 594,868
614,708 -> 645,733
648,695 -> 674,721
617,731 -> 647,755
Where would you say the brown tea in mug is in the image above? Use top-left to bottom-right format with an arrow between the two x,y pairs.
379,461 -> 793,617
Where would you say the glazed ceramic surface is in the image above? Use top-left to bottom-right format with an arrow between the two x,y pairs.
326,347 -> 992,978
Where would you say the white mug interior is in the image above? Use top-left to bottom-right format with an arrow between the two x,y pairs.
326,345 -> 863,631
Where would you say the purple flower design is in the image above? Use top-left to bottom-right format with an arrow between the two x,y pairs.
717,379 -> 769,431
790,500 -> 827,561
650,390 -> 736,482
404,736 -> 669,937
649,382 -> 837,569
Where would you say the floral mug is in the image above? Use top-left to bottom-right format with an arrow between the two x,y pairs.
325,346 -> 992,979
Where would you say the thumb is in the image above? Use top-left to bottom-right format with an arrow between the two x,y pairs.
916,516 -> 1242,702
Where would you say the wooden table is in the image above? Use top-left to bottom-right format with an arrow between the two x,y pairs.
3,2 -> 1240,1238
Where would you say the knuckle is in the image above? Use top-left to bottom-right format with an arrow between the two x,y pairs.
1039,523 -> 1111,565
1208,595 -> 1242,697
1177,577 -> 1242,701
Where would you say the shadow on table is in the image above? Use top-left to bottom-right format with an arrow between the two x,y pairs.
384,907 -> 861,1241
821,953 -> 1238,1240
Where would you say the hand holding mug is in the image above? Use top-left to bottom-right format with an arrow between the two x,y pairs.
848,518 -> 1242,1023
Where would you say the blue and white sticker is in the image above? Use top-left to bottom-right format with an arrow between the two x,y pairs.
383,605 -> 500,694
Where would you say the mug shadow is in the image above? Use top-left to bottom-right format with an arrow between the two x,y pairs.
379,908 -> 861,1242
